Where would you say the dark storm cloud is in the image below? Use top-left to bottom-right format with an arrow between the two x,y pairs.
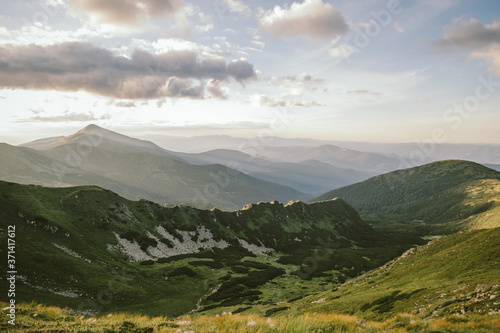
0,42 -> 257,99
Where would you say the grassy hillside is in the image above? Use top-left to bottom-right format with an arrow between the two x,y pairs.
0,181 -> 420,317
283,227 -> 500,321
312,160 -> 500,233
2,227 -> 499,331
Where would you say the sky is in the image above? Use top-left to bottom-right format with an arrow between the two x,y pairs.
0,0 -> 499,145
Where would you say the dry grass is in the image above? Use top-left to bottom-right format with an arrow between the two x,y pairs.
2,302 -> 499,332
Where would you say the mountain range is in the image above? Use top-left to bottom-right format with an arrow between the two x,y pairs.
139,134 -> 500,164
0,125 -> 396,208
3,125 -> 311,210
11,125 -> 500,204
1,125 -> 499,331
169,148 -> 373,195
1,158 -> 499,321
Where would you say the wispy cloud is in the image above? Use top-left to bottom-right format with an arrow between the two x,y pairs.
17,111 -> 111,123
115,101 -> 137,108
219,0 -> 250,15
251,94 -> 323,108
347,90 -> 382,96
470,43 -> 500,75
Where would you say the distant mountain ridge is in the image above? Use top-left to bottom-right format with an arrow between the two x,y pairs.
243,144 -> 403,174
170,148 -> 373,195
0,125 -> 312,210
19,125 -> 380,195
8,124 -> 379,202
138,134 -> 500,164
9,125 -> 500,211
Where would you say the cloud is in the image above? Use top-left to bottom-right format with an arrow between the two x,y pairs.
258,0 -> 348,40
163,9 -> 193,40
269,73 -> 323,85
268,73 -> 324,95
433,18 -> 500,76
219,0 -> 250,14
251,40 -> 265,49
207,79 -> 228,99
433,18 -> 500,51
164,77 -> 204,98
347,90 -> 382,96
0,42 -> 257,99
115,101 -> 137,108
393,22 -> 404,33
194,23 -> 214,33
252,94 -> 323,108
44,0 -> 67,7
70,0 -> 184,26
329,44 -> 356,59
470,43 -> 500,75
227,58 -> 258,82
18,111 -> 110,123
347,90 -> 382,103
258,74 -> 325,107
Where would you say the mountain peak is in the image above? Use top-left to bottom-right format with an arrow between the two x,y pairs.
20,124 -> 173,156
68,123 -> 122,142
77,123 -> 103,133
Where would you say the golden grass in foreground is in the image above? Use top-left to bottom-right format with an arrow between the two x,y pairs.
1,302 -> 499,332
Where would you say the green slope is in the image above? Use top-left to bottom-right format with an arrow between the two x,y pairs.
312,160 -> 500,233
0,180 -> 416,317
284,227 -> 500,321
